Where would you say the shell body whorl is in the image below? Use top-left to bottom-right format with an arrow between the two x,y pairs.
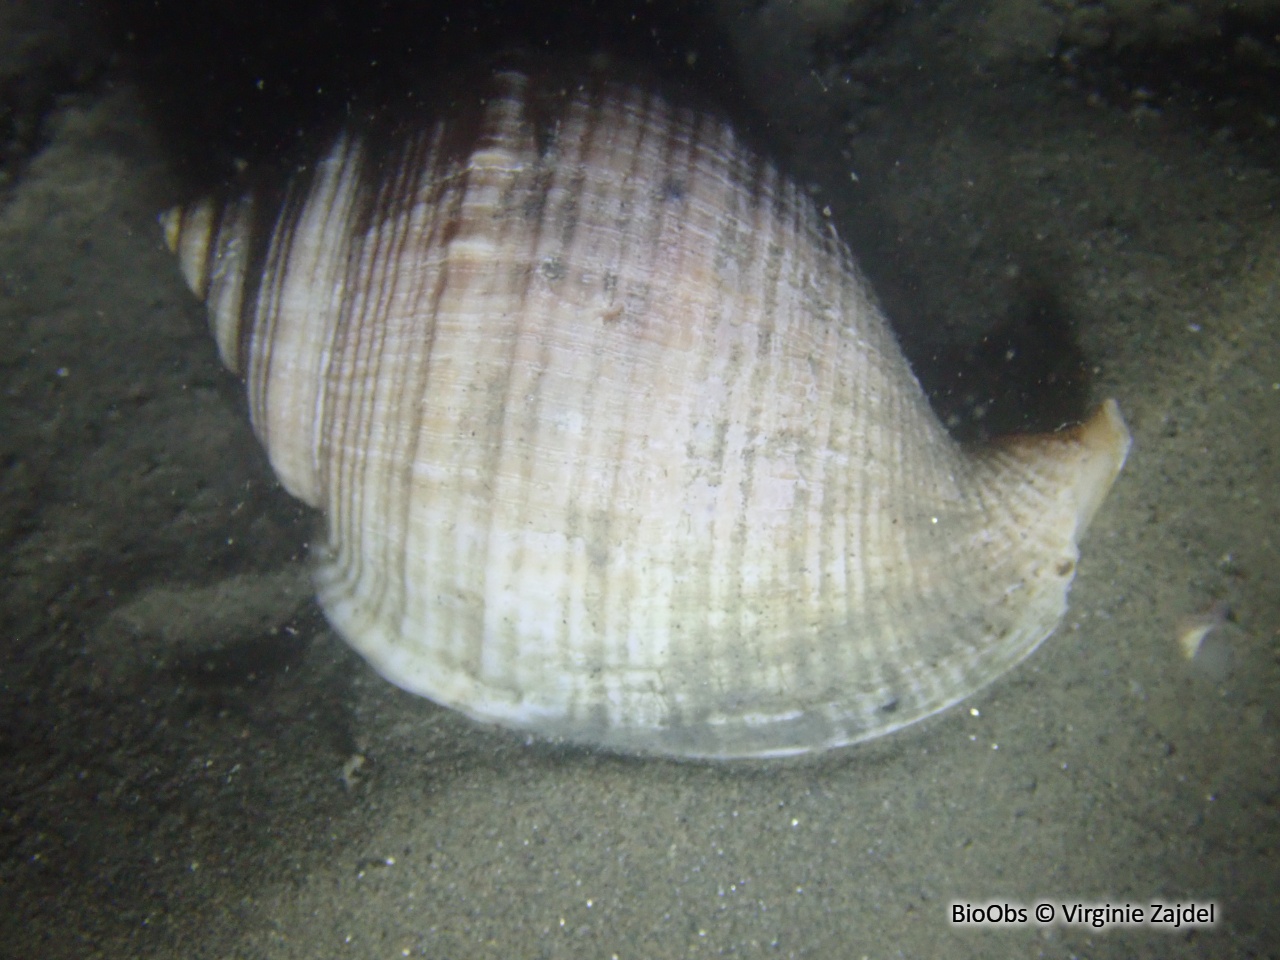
162,69 -> 1129,758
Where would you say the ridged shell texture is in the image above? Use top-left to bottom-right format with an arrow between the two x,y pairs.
162,69 -> 1130,758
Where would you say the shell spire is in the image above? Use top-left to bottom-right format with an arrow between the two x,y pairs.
161,193 -> 257,377
161,68 -> 1129,759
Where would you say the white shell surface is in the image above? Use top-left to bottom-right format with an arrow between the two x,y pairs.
162,69 -> 1130,758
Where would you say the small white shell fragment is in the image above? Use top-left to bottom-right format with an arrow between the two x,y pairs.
1176,601 -> 1230,660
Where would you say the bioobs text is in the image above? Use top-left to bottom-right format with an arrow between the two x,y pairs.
951,901 -> 1218,929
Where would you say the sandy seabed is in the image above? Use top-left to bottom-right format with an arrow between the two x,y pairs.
2,31 -> 1277,960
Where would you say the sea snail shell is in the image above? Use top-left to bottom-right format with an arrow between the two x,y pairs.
161,68 -> 1130,759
